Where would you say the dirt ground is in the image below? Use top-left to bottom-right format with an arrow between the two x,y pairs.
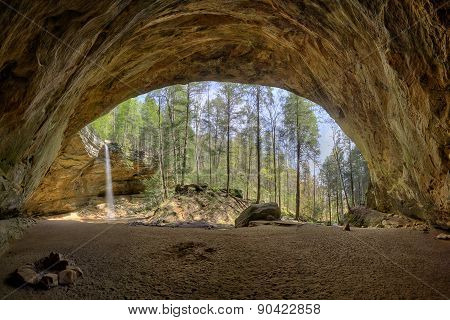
0,220 -> 449,299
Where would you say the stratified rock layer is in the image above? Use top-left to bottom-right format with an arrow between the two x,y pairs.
24,128 -> 154,215
0,1 -> 448,226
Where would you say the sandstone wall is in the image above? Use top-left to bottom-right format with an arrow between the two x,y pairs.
0,1 -> 448,226
24,127 -> 155,215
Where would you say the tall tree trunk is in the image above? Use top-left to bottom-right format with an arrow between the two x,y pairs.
194,100 -> 200,184
332,133 -> 351,212
246,138 -> 253,200
272,125 -> 277,204
313,160 -> 316,218
213,106 -> 220,186
207,85 -> 213,186
327,186 -> 331,225
256,86 -> 261,203
181,84 -> 190,185
348,140 -> 355,206
157,96 -> 168,198
277,153 -> 281,207
336,187 -> 340,224
358,176 -> 363,205
295,98 -> 301,221
167,95 -> 178,184
226,89 -> 231,196
286,158 -> 289,212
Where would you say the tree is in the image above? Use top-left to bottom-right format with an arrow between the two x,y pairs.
320,155 -> 338,225
264,88 -> 279,204
155,94 -> 168,198
219,83 -> 241,195
89,81 -> 369,221
331,125 -> 351,213
282,94 -> 319,221
181,83 -> 191,185
255,85 -> 262,203
345,136 -> 355,206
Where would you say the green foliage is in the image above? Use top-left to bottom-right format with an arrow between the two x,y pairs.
143,176 -> 164,208
89,82 -> 369,221
282,93 -> 319,160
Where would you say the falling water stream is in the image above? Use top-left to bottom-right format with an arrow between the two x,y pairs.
104,143 -> 115,220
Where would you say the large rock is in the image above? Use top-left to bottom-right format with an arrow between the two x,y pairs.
58,269 -> 78,285
235,203 -> 281,228
15,264 -> 40,285
348,206 -> 429,230
24,127 -> 155,215
11,252 -> 83,289
39,273 -> 59,289
0,1 -> 447,227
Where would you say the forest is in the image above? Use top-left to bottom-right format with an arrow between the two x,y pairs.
90,82 -> 369,224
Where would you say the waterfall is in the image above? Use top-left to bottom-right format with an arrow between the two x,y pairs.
104,143 -> 115,220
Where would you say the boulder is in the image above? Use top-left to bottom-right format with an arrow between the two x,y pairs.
436,233 -> 450,241
34,251 -> 68,271
11,252 -> 83,289
39,273 -> 59,289
348,206 -> 429,230
66,266 -> 84,277
16,264 -> 40,285
58,269 -> 78,285
235,203 -> 281,228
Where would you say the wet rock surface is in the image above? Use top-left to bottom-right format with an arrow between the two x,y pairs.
0,0 -> 448,227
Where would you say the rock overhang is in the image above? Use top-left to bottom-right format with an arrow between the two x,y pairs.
0,0 -> 447,227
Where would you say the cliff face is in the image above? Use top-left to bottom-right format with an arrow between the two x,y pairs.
0,1 -> 448,226
24,128 -> 154,215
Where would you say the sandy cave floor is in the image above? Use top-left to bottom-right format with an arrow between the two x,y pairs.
0,220 -> 449,299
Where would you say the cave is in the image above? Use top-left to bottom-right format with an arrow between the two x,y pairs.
0,0 -> 447,226
0,0 -> 448,301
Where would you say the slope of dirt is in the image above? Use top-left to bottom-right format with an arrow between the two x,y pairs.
0,220 -> 449,300
144,186 -> 250,225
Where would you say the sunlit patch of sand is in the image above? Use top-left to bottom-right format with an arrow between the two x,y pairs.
47,212 -> 85,222
45,196 -> 150,223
